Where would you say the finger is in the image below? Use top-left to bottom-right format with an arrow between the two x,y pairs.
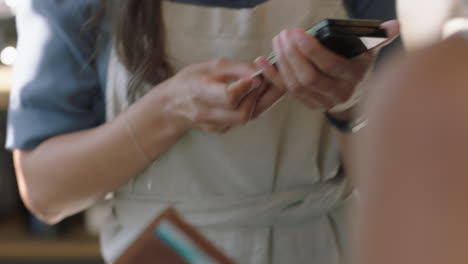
274,32 -> 302,92
252,84 -> 286,118
363,20 -> 401,57
353,49 -> 376,66
350,51 -> 377,82
195,106 -> 251,129
278,33 -> 354,106
293,30 -> 363,81
192,78 -> 258,109
237,88 -> 259,123
268,32 -> 351,109
254,56 -> 286,91
377,20 -> 401,49
226,77 -> 262,109
193,81 -> 233,108
205,58 -> 259,81
198,90 -> 259,126
282,30 -> 326,91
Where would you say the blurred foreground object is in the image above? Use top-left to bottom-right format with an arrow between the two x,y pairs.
352,35 -> 468,264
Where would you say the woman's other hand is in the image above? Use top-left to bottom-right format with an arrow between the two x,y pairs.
253,20 -> 400,118
157,58 -> 262,133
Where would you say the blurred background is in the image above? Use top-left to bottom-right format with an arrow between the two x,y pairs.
0,0 -> 103,263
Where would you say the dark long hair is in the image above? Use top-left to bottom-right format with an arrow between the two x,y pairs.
104,0 -> 172,102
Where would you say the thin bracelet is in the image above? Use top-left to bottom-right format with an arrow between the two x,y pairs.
122,112 -> 152,163
328,86 -> 362,113
324,112 -> 368,134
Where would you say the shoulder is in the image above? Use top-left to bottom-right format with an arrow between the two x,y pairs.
17,0 -> 108,56
7,0 -> 108,150
18,0 -> 102,29
20,0 -> 100,19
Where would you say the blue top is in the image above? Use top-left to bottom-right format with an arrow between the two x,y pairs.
7,0 -> 110,149
5,0 -> 396,150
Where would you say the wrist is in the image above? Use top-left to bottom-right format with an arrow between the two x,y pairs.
326,81 -> 367,133
148,80 -> 193,133
124,83 -> 189,159
327,108 -> 352,122
325,107 -> 367,134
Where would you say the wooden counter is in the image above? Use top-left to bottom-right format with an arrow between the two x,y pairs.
0,214 -> 101,260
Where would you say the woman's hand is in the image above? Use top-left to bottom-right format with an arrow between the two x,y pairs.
158,58 -> 262,133
253,20 -> 400,118
13,58 -> 261,224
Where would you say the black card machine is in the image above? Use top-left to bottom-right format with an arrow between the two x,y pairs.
267,18 -> 388,63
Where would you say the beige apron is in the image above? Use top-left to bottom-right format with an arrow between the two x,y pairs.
102,0 -> 351,263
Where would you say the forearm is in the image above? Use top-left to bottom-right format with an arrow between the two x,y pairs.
15,84 -> 186,224
14,58 -> 264,224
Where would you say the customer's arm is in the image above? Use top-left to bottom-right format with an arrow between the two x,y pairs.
353,35 -> 468,264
